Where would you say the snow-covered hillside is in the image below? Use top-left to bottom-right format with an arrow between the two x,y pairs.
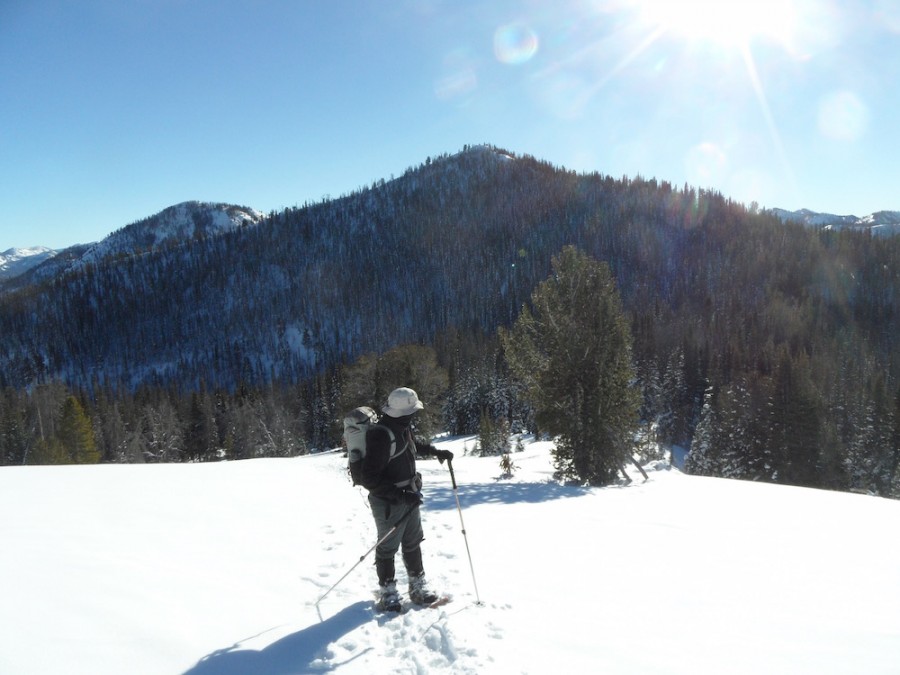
1,203 -> 263,290
78,201 -> 264,267
1,439 -> 898,674
772,207 -> 900,236
0,246 -> 56,281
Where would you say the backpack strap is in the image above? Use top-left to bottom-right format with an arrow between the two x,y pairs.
398,428 -> 417,458
391,428 -> 418,488
370,425 -> 416,488
370,424 -> 408,462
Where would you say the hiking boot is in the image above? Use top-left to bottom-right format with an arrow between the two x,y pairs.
376,579 -> 402,613
408,572 -> 439,605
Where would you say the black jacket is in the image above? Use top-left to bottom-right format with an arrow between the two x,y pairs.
361,414 -> 436,501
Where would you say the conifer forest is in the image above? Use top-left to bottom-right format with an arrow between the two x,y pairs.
1,146 -> 898,496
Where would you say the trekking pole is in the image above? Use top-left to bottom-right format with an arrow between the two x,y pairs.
314,505 -> 415,612
447,459 -> 482,605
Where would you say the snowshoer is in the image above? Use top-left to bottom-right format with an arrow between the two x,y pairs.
360,387 -> 453,612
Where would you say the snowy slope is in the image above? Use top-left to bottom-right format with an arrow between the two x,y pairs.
78,201 -> 264,267
1,439 -> 898,675
771,208 -> 900,236
0,246 -> 56,281
1,203 -> 262,293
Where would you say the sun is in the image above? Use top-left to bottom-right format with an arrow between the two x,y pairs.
619,0 -> 801,214
637,0 -> 796,49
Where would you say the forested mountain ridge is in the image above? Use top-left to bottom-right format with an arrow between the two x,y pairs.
1,145 -> 899,494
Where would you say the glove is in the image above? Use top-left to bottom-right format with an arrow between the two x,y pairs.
433,448 -> 454,464
400,489 -> 423,506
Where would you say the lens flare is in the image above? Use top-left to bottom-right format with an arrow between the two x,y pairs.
434,69 -> 478,101
874,0 -> 900,34
494,22 -> 539,64
818,90 -> 869,141
684,142 -> 727,185
434,47 -> 478,101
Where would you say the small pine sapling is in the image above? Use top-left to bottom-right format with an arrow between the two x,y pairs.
499,452 -> 518,478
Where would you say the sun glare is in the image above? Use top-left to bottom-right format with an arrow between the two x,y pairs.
638,0 -> 796,48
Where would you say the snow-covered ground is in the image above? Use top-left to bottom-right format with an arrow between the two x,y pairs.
1,437 -> 899,674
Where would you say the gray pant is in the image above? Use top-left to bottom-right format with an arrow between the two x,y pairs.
369,494 -> 424,573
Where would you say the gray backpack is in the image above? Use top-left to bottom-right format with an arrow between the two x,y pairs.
343,406 -> 407,486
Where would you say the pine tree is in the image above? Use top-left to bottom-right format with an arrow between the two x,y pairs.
29,437 -> 69,465
142,399 -> 183,463
767,350 -> 823,487
889,385 -> 900,498
477,408 -> 510,456
57,395 -> 99,464
94,397 -> 130,463
184,390 -> 217,461
0,390 -> 29,465
685,387 -> 717,476
501,246 -> 640,485
868,376 -> 897,496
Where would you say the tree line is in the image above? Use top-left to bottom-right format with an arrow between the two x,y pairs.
0,246 -> 640,493
1,146 -> 899,495
0,344 -> 523,466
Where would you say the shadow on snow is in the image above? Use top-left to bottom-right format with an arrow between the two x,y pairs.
420,478 -> 591,512
181,601 -> 372,675
181,474 -> 593,673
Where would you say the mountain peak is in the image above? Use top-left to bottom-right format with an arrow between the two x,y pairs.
78,201 -> 264,267
1,202 -> 265,291
0,246 -> 57,282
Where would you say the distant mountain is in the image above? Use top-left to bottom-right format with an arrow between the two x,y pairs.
0,246 -> 57,281
77,201 -> 264,268
771,208 -> 900,236
0,202 -> 264,293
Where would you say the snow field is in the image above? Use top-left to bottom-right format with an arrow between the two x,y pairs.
1,437 -> 899,674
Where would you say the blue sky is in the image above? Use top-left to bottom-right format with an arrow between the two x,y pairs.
2,0 -> 898,250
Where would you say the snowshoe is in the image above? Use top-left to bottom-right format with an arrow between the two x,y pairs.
375,580 -> 402,613
408,572 -> 440,606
